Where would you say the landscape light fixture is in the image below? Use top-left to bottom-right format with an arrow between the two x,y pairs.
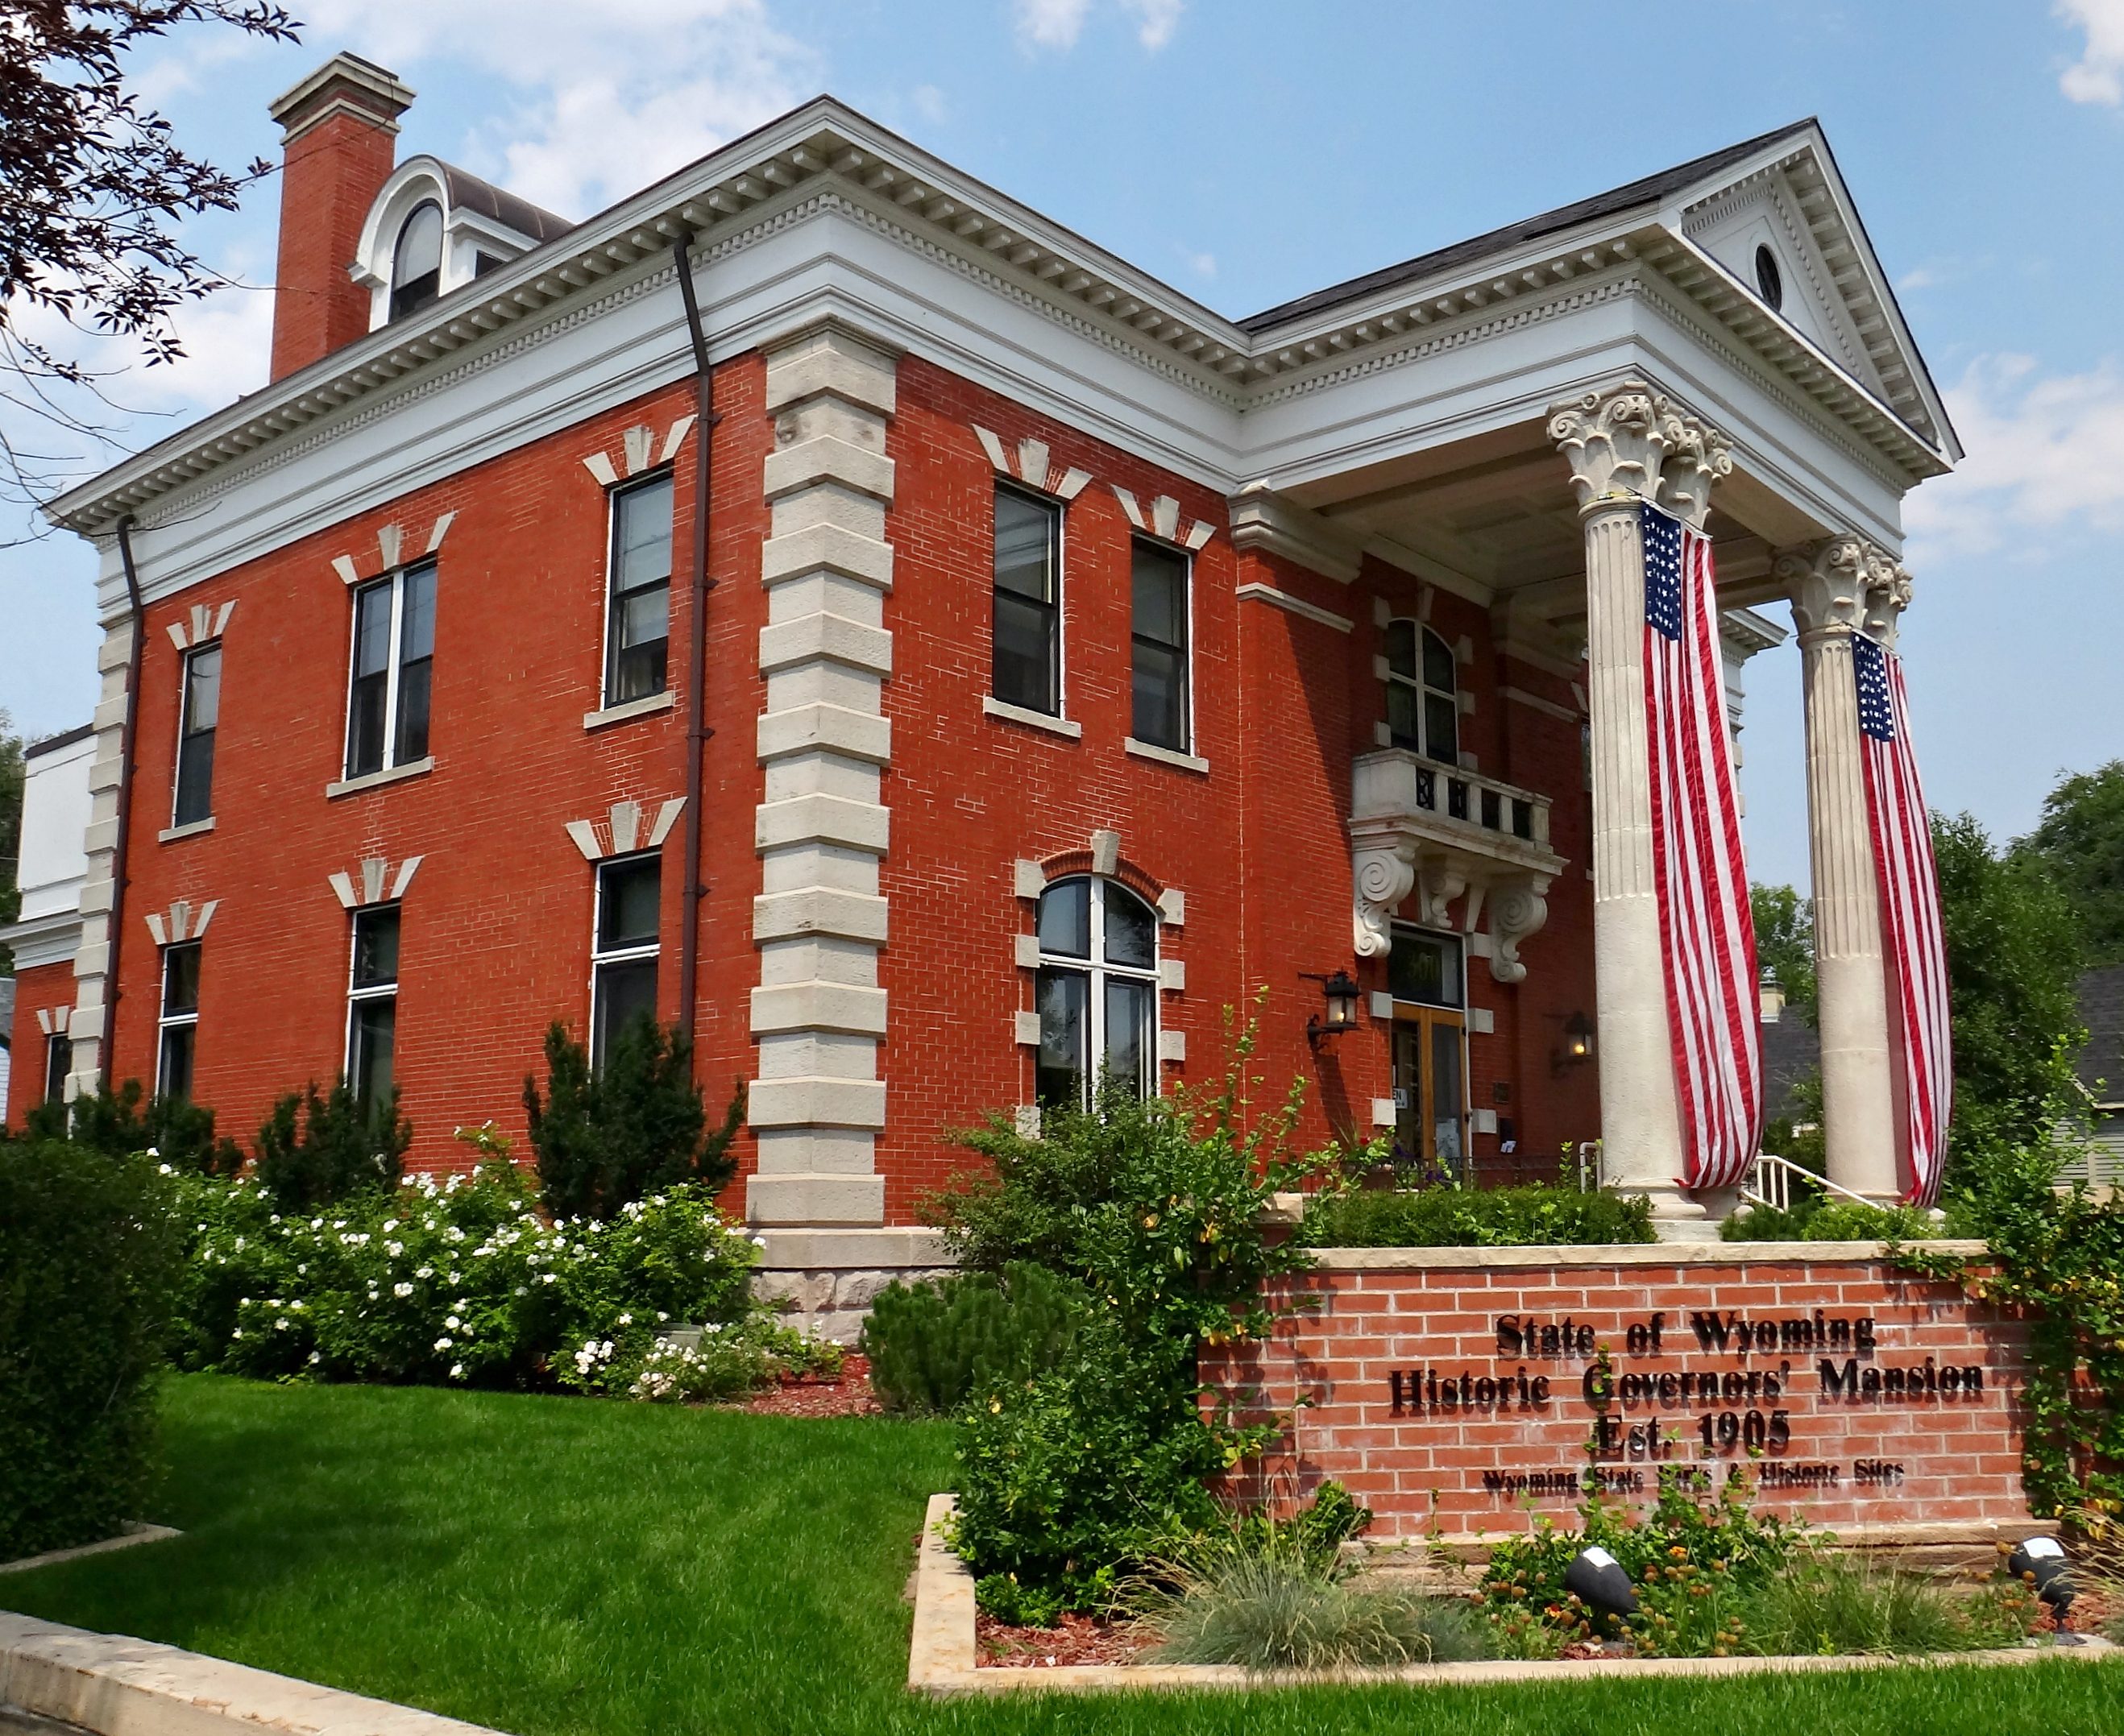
1563,1544 -> 1637,1622
1307,971 -> 1362,1048
2009,1536 -> 2076,1635
1552,1010 -> 1595,1075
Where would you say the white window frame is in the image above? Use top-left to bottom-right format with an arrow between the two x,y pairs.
989,480 -> 1067,719
600,469 -> 676,709
343,559 -> 436,780
1127,535 -> 1194,755
590,851 -> 662,1067
44,1030 -> 73,1107
172,640 -> 221,827
156,939 -> 201,1101
1033,874 -> 1159,1110
1384,616 -> 1458,763
346,905 -> 400,1114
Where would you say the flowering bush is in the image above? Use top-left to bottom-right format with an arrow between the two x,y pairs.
169,1151 -> 824,1398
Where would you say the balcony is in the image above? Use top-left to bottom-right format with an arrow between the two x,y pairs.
1349,749 -> 1568,983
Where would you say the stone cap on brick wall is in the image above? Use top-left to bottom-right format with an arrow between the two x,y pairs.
1309,1241 -> 1989,1270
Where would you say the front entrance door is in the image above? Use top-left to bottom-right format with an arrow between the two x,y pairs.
1392,1007 -> 1467,1181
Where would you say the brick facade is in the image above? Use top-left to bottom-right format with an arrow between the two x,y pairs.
1207,1245 -> 2031,1540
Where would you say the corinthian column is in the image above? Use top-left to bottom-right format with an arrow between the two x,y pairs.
1549,380 -> 1732,1228
1778,537 -> 1904,1203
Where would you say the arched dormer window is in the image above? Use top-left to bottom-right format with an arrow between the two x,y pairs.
388,201 -> 444,321
1384,619 -> 1458,764
1034,875 -> 1157,1110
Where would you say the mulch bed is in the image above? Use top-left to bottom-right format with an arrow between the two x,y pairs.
977,1610 -> 1148,1668
738,1353 -> 882,1418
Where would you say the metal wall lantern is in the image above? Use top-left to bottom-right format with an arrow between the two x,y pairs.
1552,1009 -> 1595,1074
1308,970 -> 1362,1047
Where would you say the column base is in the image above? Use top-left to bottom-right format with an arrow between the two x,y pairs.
751,1225 -> 955,1344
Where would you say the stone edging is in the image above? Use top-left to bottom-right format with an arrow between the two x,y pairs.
0,1611 -> 512,1735
905,1494 -> 2114,1697
0,1529 -> 181,1578
1308,1241 -> 1988,1270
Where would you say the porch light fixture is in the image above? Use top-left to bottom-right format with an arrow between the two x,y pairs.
1552,1010 -> 1595,1073
1307,971 -> 1362,1047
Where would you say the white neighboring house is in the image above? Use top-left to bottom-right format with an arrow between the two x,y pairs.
2,724 -> 94,1117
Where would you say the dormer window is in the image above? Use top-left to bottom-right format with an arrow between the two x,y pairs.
388,201 -> 443,321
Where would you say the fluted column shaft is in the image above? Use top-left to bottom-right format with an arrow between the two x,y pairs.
1783,540 -> 1908,1203
1550,380 -> 1732,1224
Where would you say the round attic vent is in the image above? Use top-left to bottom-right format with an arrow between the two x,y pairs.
1753,244 -> 1784,313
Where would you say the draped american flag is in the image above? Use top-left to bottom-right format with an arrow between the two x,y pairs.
1641,501 -> 1764,1191
1852,632 -> 1952,1206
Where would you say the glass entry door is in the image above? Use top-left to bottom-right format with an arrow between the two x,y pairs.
1392,1007 -> 1467,1180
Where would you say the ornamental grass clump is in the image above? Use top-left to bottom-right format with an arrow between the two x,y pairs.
1740,1546 -> 2024,1657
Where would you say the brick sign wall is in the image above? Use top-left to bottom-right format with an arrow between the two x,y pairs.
1206,1241 -> 2031,1541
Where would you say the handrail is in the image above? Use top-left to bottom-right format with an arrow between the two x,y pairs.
1741,1150 -> 1877,1214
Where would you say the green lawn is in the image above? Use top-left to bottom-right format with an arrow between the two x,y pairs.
2,1375 -> 2117,1736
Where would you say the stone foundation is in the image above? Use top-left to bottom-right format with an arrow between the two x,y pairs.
752,1225 -> 954,1344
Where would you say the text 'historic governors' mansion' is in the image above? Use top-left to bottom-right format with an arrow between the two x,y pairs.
4,55 -> 1958,1323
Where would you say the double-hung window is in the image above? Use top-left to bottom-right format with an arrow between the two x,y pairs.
1384,619 -> 1458,763
44,1031 -> 73,1107
991,484 -> 1062,715
346,559 -> 436,780
172,644 -> 220,827
347,905 -> 400,1121
591,853 -> 661,1066
1033,875 -> 1158,1111
604,472 -> 674,706
1130,539 -> 1190,752
157,941 -> 201,1101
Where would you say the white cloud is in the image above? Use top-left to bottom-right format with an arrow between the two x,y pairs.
2057,0 -> 2124,103
1904,353 -> 2124,565
911,83 -> 948,124
1180,248 -> 1215,278
1014,0 -> 1183,52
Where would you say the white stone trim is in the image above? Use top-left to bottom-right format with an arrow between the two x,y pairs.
1371,1096 -> 1396,1127
1502,684 -> 1580,722
143,897 -> 218,948
324,755 -> 434,799
1110,484 -> 1215,550
1013,859 -> 1046,900
1468,1006 -> 1496,1035
1369,990 -> 1395,1019
1157,1030 -> 1186,1063
1156,888 -> 1184,926
156,818 -> 214,844
982,694 -> 1081,738
164,599 -> 236,652
583,690 -> 675,731
1123,737 -> 1209,775
328,853 -> 424,909
970,423 -> 1093,500
330,513 -> 454,588
566,796 -> 687,862
581,415 -> 695,487
1014,1010 -> 1043,1046
1159,959 -> 1185,993
1233,582 -> 1353,633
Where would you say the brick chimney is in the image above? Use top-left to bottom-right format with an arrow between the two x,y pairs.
266,54 -> 415,381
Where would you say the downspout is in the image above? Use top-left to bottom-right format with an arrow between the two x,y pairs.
670,230 -> 719,1077
104,516 -> 148,1090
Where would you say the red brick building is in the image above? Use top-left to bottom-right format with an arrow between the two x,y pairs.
6,57 -> 1956,1331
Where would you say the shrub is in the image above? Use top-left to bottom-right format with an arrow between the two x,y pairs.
26,1077 -> 242,1175
567,1317 -> 840,1403
523,1018 -> 743,1220
0,1141 -> 182,1559
859,1262 -> 1079,1415
1302,1183 -> 1655,1249
1722,1197 -> 1939,1242
1740,1547 -> 2014,1656
251,1079 -> 410,1208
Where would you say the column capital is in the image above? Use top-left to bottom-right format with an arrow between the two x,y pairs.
1861,545 -> 1913,647
1776,535 -> 1869,641
1549,378 -> 1732,526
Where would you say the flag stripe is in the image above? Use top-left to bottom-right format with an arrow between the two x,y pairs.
1641,502 -> 1764,1190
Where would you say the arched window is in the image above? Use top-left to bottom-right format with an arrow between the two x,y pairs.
1034,875 -> 1157,1110
1384,619 -> 1458,763
388,201 -> 444,321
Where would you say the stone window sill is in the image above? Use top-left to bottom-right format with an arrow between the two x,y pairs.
983,696 -> 1081,740
157,818 -> 214,844
326,756 -> 434,801
583,690 -> 675,732
1125,736 -> 1209,775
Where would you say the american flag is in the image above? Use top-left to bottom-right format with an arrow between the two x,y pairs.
1852,632 -> 1952,1205
1641,502 -> 1763,1191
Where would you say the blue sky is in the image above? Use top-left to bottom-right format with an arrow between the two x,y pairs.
5,0 -> 2123,892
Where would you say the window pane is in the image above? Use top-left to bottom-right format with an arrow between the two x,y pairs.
593,959 -> 658,1067
351,998 -> 396,1121
174,729 -> 215,827
1035,967 -> 1088,1111
1036,878 -> 1089,959
394,657 -> 432,764
1103,884 -> 1155,968
399,563 -> 437,663
185,647 -> 221,734
615,474 -> 675,591
598,856 -> 662,951
611,637 -> 668,706
352,581 -> 393,678
1384,619 -> 1417,680
992,593 -> 1056,713
346,670 -> 388,777
1432,1021 -> 1464,1171
1387,683 -> 1421,751
619,583 -> 669,649
1103,976 -> 1152,1098
1425,693 -> 1458,764
1131,640 -> 1185,750
1389,930 -> 1463,1007
158,1023 -> 196,1102
163,943 -> 201,1016
390,202 -> 443,321
993,488 -> 1057,603
1130,543 -> 1186,648
1422,628 -> 1457,693
44,1034 -> 72,1104
353,907 -> 400,988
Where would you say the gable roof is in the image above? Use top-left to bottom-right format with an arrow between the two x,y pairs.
2080,964 -> 2124,1108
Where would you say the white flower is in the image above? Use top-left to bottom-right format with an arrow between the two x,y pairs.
311,1218 -> 324,1230
158,1162 -> 173,1175
232,1328 -> 244,1340
307,1351 -> 321,1365
297,1264 -> 308,1276
384,1220 -> 399,1233
617,1312 -> 633,1327
416,1266 -> 434,1279
386,1241 -> 404,1258
752,1235 -> 769,1250
275,1318 -> 291,1332
450,1363 -> 465,1379
147,1146 -> 160,1158
446,1315 -> 463,1332
515,1286 -> 528,1297
540,1272 -> 557,1284
435,1336 -> 454,1351
394,1282 -> 413,1299
657,1311 -> 669,1323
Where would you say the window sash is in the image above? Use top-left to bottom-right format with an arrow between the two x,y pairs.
1034,877 -> 1158,1110
44,1033 -> 72,1104
1130,541 -> 1189,750
1384,618 -> 1457,763
591,854 -> 662,1068
345,564 -> 438,779
992,486 -> 1061,715
157,941 -> 201,1101
173,643 -> 219,827
605,474 -> 674,706
348,997 -> 397,1121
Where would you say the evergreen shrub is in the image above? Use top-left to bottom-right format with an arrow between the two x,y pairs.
859,1262 -> 1080,1415
26,1077 -> 241,1175
251,1079 -> 411,1208
0,1141 -> 181,1560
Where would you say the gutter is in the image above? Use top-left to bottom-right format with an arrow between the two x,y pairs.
671,230 -> 718,1077
104,517 -> 148,1090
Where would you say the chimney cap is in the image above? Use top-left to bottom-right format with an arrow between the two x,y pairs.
269,52 -> 415,143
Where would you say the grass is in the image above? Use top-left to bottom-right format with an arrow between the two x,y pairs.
2,1375 -> 2117,1736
